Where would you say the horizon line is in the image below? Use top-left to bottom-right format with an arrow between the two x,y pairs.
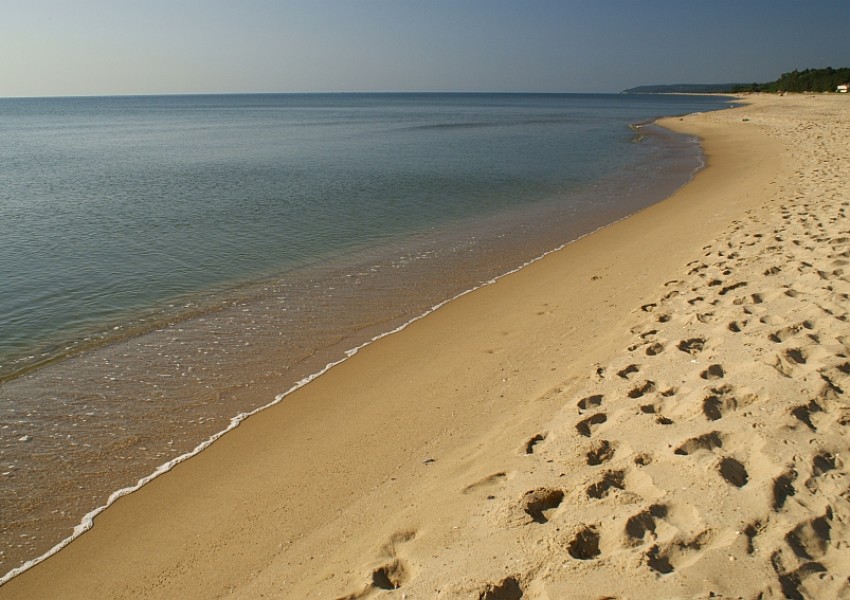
0,89 -> 624,101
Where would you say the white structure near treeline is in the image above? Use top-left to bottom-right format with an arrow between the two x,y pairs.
838,84 -> 849,93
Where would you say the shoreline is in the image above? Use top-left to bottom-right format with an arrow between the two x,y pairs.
4,93 -> 849,598
1,100 -> 764,596
0,212 -> 623,588
0,101 -> 715,580
0,93 -> 724,386
0,117 -> 707,587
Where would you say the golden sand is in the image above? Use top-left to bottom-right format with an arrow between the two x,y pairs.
3,94 -> 849,599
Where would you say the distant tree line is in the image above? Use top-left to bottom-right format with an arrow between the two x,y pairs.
735,67 -> 850,93
623,67 -> 850,95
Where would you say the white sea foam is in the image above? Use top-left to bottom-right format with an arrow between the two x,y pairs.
0,118 -> 707,588
0,211 -> 636,587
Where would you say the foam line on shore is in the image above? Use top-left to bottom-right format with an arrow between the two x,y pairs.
0,211 -> 608,587
0,117 -> 707,588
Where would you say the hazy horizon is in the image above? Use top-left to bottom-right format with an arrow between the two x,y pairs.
2,0 -> 848,98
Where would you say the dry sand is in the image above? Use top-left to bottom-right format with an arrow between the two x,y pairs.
2,94 -> 849,599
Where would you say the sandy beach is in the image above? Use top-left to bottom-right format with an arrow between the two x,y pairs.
3,93 -> 849,599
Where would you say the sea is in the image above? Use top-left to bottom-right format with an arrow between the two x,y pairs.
0,92 -> 734,582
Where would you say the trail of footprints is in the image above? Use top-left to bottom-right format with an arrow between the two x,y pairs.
336,108 -> 850,598
467,197 -> 850,595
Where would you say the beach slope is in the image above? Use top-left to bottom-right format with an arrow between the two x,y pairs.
3,94 -> 849,599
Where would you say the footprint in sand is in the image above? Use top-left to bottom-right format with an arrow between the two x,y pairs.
677,337 -> 706,355
700,383 -> 748,421
633,453 -> 653,466
576,413 -> 607,437
687,262 -> 708,276
742,521 -> 765,554
772,348 -> 811,378
772,557 -> 829,600
586,439 -> 615,466
772,468 -> 798,511
702,395 -> 726,421
336,531 -> 416,599
624,504 -> 668,547
617,364 -> 640,379
768,321 -> 815,343
644,530 -> 716,575
785,348 -> 808,365
634,328 -> 659,340
576,394 -> 603,412
369,561 -> 408,592
628,380 -> 656,399
768,348 -> 807,379
700,364 -> 725,381
718,281 -> 748,296
477,575 -> 523,600
819,371 -> 846,403
733,292 -> 764,306
785,508 -> 832,561
645,545 -> 675,575
789,400 -> 823,432
567,525 -> 601,560
523,433 -> 546,455
521,488 -> 565,524
718,456 -> 749,488
674,431 -> 724,456
728,320 -> 748,333
810,451 -> 837,479
586,470 -> 626,499
645,342 -> 665,356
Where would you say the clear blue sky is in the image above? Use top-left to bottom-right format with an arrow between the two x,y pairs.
2,0 -> 848,97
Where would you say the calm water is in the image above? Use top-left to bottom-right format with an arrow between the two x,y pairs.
0,93 -> 733,581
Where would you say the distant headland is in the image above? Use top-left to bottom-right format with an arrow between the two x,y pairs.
623,67 -> 850,94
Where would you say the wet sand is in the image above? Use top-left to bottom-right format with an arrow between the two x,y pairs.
3,93 -> 849,599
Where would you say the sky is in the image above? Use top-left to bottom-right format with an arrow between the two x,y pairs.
1,0 -> 848,97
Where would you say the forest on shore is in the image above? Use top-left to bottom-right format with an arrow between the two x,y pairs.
624,67 -> 850,94
736,67 -> 850,93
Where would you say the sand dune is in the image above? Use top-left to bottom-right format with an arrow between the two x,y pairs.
3,94 -> 848,600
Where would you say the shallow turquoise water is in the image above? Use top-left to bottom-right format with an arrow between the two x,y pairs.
0,92 -> 734,578
0,93 -> 731,379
